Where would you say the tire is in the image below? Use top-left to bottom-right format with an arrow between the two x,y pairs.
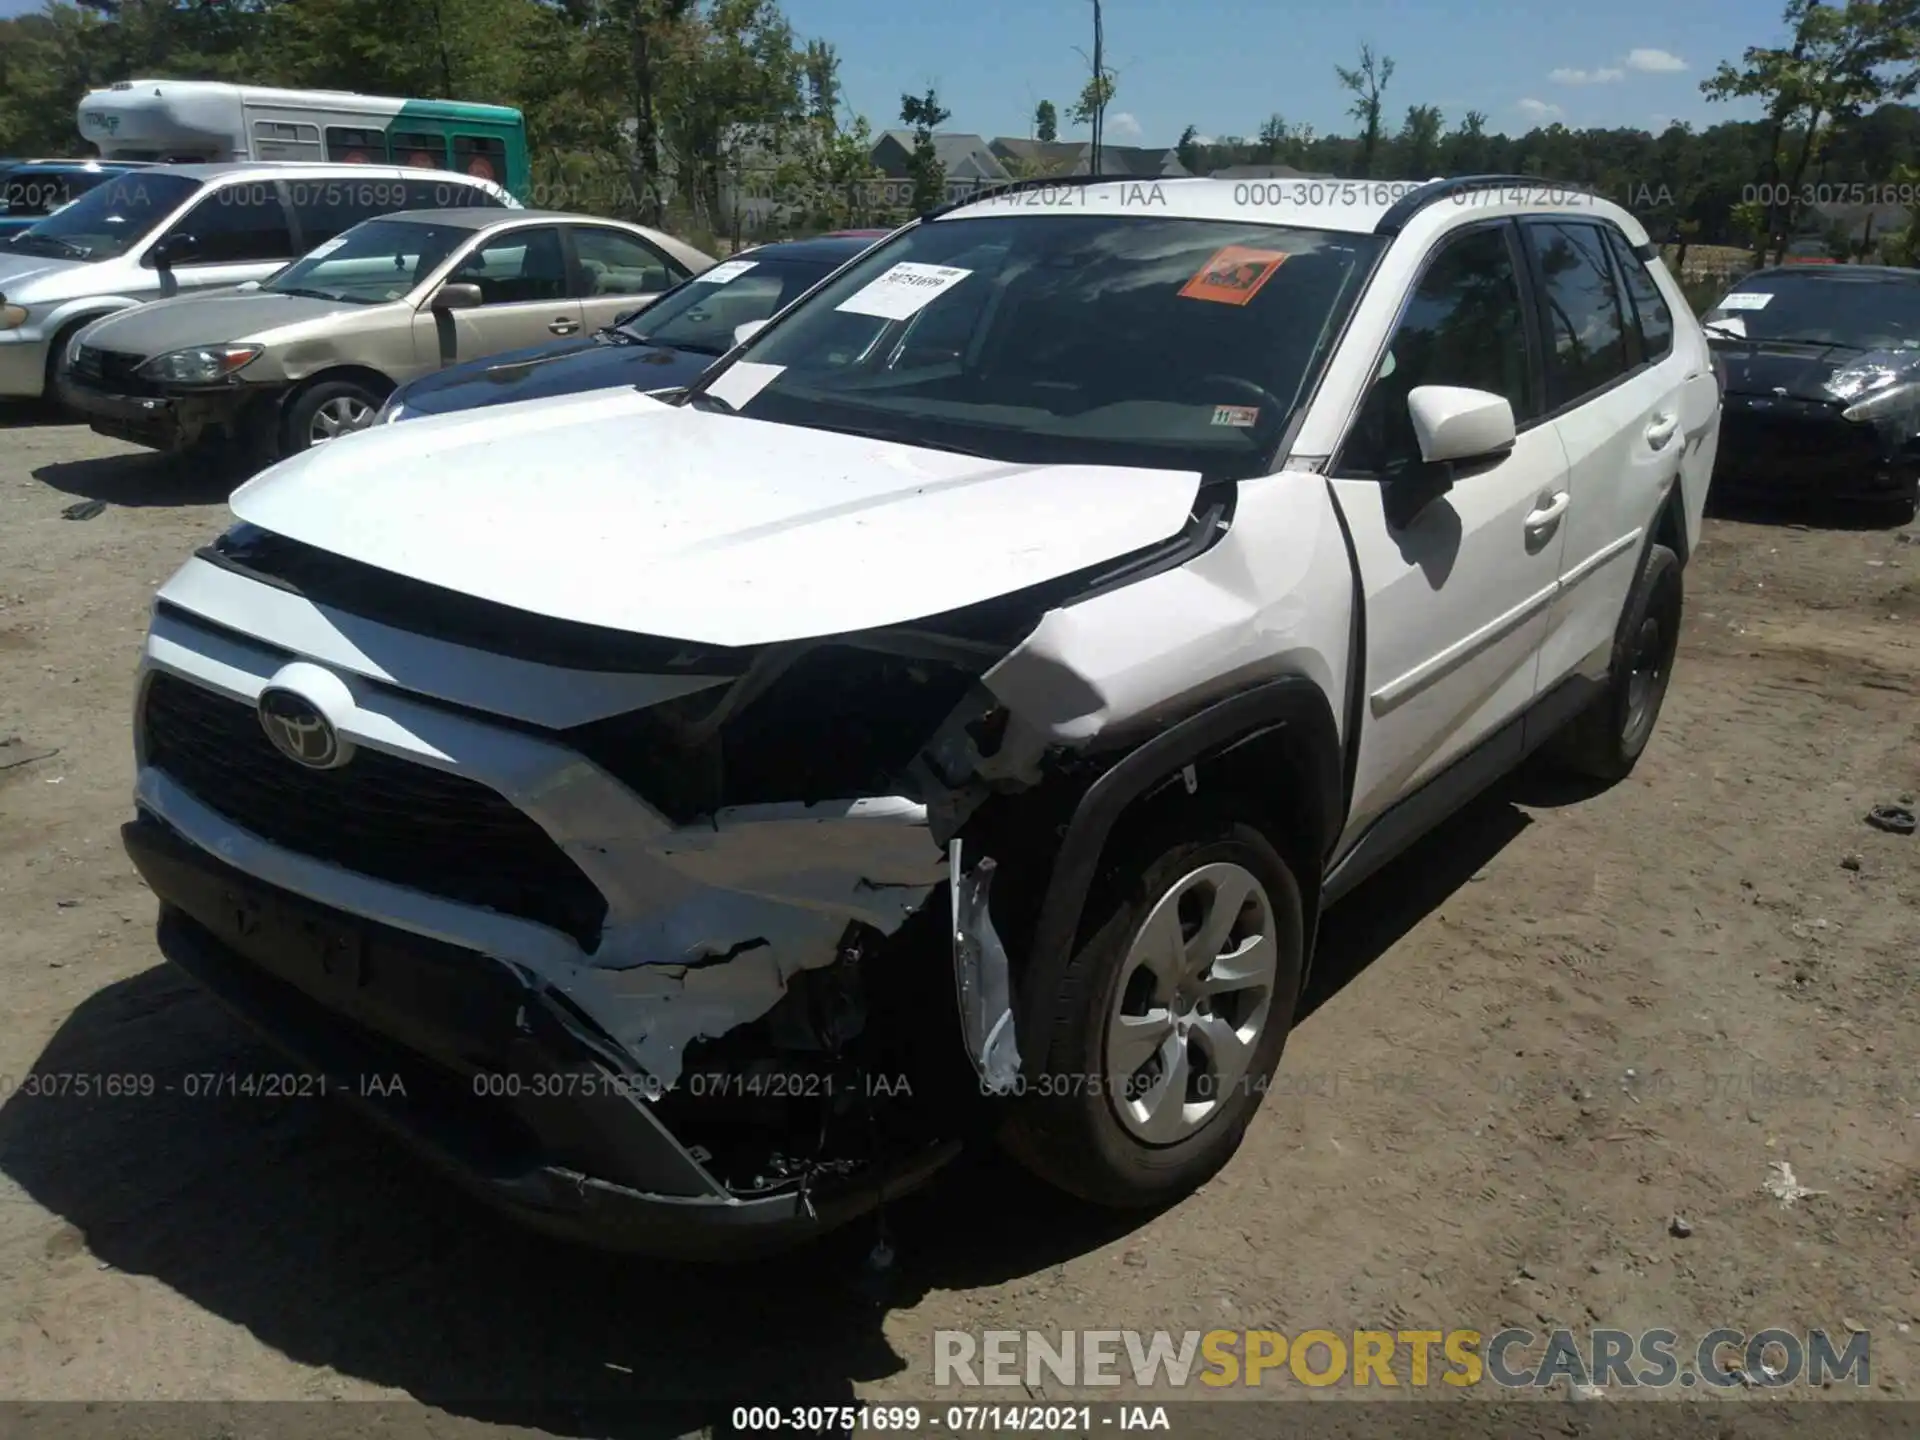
999,816 -> 1306,1209
42,320 -> 93,415
1549,542 -> 1683,783
281,379 -> 383,456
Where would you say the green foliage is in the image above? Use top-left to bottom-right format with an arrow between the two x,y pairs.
1034,99 -> 1057,142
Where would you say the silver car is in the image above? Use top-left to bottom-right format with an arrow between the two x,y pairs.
0,161 -> 519,403
63,208 -> 714,458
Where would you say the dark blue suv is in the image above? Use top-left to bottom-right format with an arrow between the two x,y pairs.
374,231 -> 888,425
0,160 -> 153,239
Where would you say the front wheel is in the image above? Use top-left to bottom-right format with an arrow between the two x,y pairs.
282,379 -> 383,456
1549,542 -> 1683,783
999,817 -> 1305,1208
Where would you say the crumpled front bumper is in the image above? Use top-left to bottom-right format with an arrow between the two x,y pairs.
123,811 -> 959,1259
1715,393 -> 1920,503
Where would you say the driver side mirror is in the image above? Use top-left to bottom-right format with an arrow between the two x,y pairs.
1383,386 -> 1517,529
733,318 -> 768,347
149,232 -> 199,268
428,281 -> 483,312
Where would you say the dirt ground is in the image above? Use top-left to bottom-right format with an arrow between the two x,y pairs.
0,407 -> 1915,1435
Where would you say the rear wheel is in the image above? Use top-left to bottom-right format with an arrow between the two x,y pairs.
1549,542 -> 1682,783
999,816 -> 1305,1208
282,379 -> 383,456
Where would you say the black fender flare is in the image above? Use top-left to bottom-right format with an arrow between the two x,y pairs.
1014,674 -> 1344,1077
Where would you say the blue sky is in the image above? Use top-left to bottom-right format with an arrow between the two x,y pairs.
0,0 -> 1780,140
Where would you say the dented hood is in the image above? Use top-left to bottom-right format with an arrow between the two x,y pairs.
228,386 -> 1203,647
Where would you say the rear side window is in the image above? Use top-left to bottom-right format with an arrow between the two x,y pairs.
1340,223 -> 1535,478
572,225 -> 682,295
288,177 -> 411,250
1602,226 -> 1674,364
1524,220 -> 1633,407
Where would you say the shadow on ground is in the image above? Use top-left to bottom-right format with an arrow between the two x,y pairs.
33,449 -> 242,509
1705,487 -> 1916,532
0,785 -> 1546,1436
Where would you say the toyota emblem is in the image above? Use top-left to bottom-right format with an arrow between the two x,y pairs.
257,687 -> 347,769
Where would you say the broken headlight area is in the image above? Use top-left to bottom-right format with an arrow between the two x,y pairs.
565,640 -> 990,823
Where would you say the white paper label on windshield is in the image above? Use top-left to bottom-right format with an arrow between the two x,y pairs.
704,360 -> 785,409
306,235 -> 349,259
695,259 -> 759,285
835,263 -> 973,321
1716,291 -> 1772,310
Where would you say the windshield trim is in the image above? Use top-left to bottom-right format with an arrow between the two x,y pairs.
678,213 -> 1390,482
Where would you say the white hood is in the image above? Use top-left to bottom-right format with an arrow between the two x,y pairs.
229,386 -> 1203,647
0,252 -> 88,299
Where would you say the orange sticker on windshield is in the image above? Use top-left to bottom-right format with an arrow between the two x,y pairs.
1179,246 -> 1289,306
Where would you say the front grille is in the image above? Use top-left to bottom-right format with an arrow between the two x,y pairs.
141,672 -> 608,949
71,345 -> 161,397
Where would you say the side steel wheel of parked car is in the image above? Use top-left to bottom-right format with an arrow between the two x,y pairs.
1000,815 -> 1306,1207
283,379 -> 385,454
1549,542 -> 1684,783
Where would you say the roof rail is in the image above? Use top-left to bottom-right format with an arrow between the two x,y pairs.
1373,174 -> 1574,236
920,170 -> 1123,221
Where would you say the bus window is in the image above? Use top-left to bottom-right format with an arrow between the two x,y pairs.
391,133 -> 448,170
451,135 -> 507,185
326,127 -> 386,165
253,120 -> 321,160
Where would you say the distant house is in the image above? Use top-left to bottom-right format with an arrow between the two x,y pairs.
1209,163 -> 1334,180
869,131 -> 1009,183
1801,198 -> 1910,255
989,137 -> 1189,179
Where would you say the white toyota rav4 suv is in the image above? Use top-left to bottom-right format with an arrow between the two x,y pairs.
122,175 -> 1722,1257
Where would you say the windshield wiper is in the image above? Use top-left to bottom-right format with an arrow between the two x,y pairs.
802,420 -> 994,458
11,234 -> 87,258
1755,335 -> 1871,351
683,388 -> 736,413
267,286 -> 342,301
1702,320 -> 1746,339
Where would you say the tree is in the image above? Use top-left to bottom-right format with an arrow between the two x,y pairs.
1175,122 -> 1203,174
1256,113 -> 1288,163
900,85 -> 949,213
1335,42 -> 1396,176
1704,0 -> 1920,263
1445,108 -> 1490,173
1398,102 -> 1444,177
802,38 -> 839,121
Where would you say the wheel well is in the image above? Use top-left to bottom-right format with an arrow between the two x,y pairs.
1654,480 -> 1690,569
1000,678 -> 1344,1076
282,366 -> 396,413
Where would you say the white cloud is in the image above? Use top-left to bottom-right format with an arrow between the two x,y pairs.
1192,133 -> 1215,145
1550,66 -> 1624,85
1517,97 -> 1565,121
1105,111 -> 1143,141
1626,48 -> 1687,72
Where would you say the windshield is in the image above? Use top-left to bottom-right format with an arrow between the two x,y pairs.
704,213 -> 1382,476
0,169 -> 122,221
6,172 -> 200,261
266,217 -> 471,304
1704,276 -> 1920,351
621,254 -> 841,354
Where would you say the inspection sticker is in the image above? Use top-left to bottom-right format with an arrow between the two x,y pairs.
1716,291 -> 1773,310
695,259 -> 759,285
1211,404 -> 1260,427
1179,246 -> 1289,306
835,263 -> 973,321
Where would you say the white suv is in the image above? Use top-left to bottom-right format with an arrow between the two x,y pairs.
122,175 -> 1721,1257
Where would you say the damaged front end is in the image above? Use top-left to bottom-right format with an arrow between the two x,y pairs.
127,495 -> 1227,1251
